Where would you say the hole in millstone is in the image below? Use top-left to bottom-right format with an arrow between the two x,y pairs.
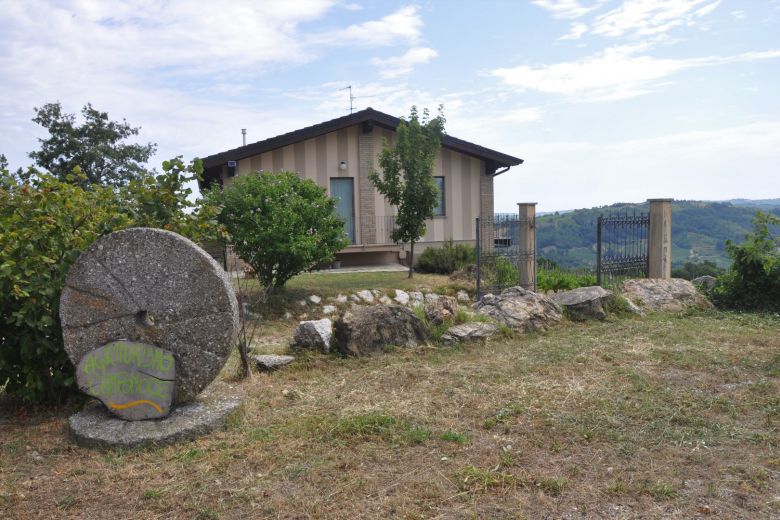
136,310 -> 155,327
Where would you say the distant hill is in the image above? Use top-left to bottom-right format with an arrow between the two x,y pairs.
534,200 -> 780,269
724,198 -> 780,208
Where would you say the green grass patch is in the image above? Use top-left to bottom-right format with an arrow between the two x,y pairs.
313,411 -> 432,446
537,477 -> 569,496
439,431 -> 470,444
455,465 -> 524,493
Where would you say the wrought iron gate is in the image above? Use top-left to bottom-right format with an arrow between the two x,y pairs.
596,213 -> 649,286
476,213 -> 535,298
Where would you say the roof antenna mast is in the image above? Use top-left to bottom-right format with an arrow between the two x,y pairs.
339,85 -> 356,114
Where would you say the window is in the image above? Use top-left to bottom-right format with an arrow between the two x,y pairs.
433,176 -> 445,216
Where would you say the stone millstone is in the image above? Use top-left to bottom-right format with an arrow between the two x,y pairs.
60,228 -> 239,404
77,341 -> 175,420
69,382 -> 242,449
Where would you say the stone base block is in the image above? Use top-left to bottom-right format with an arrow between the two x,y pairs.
69,383 -> 242,449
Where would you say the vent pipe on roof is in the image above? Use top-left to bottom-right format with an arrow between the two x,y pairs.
241,129 -> 247,146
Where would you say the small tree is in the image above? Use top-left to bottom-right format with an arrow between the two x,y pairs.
713,211 -> 780,311
369,106 -> 445,277
208,171 -> 348,293
29,102 -> 156,187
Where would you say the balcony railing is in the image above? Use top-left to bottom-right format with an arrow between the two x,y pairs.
356,215 -> 397,246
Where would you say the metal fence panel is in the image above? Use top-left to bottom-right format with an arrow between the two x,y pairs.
596,213 -> 649,286
476,213 -> 534,298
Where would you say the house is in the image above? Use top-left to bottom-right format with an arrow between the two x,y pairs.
200,108 -> 522,266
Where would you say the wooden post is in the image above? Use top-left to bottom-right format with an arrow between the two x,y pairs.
517,203 -> 537,291
647,198 -> 673,279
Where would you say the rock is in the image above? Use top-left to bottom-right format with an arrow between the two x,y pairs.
284,312 -> 292,320
309,295 -> 322,304
335,294 -> 348,304
371,289 -> 382,298
424,293 -> 440,303
619,278 -> 713,312
692,275 -> 718,291
29,450 -> 44,462
356,290 -> 374,303
409,291 -> 424,303
293,319 -> 333,352
393,290 -> 410,305
550,286 -> 614,321
456,290 -> 471,302
424,295 -> 458,325
334,305 -> 429,356
322,304 -> 337,315
474,287 -> 562,332
441,322 -> 499,344
379,296 -> 392,305
253,354 -> 295,372
69,382 -> 242,449
298,300 -> 307,307
350,294 -> 361,303
60,228 -> 239,405
76,341 -> 176,420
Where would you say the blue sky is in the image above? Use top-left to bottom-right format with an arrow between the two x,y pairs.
1,0 -> 778,212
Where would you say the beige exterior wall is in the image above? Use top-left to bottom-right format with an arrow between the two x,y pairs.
222,124 -> 489,252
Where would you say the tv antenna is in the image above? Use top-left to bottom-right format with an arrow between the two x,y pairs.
339,85 -> 375,114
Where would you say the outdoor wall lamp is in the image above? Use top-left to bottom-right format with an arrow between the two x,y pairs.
339,161 -> 347,171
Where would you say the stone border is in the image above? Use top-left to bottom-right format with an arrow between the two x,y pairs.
69,383 -> 242,449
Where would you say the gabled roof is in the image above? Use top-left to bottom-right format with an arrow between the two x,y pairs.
200,107 -> 522,187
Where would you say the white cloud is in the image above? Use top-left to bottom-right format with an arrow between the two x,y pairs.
494,121 -> 780,212
591,0 -> 720,38
371,47 -> 438,79
499,107 -> 545,124
308,5 -> 423,47
559,22 -> 589,40
531,0 -> 603,19
492,45 -> 780,101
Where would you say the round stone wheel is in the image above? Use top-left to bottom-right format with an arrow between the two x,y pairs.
60,228 -> 239,403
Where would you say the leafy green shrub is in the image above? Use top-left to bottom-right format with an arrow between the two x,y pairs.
713,211 -> 779,311
416,239 -> 476,274
207,172 -> 348,293
671,260 -> 725,280
0,170 -> 130,402
537,268 -> 596,292
0,160 -> 220,402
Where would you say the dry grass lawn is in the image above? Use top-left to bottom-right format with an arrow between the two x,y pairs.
1,306 -> 779,518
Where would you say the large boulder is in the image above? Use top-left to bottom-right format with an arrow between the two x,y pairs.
474,287 -> 562,332
619,278 -> 713,312
692,275 -> 718,291
424,295 -> 458,325
293,319 -> 333,352
550,286 -> 614,321
334,305 -> 429,356
441,322 -> 499,345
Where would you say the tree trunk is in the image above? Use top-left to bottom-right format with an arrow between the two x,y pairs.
408,241 -> 414,278
236,337 -> 252,380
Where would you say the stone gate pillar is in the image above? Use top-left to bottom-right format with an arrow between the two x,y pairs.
517,203 -> 537,291
648,198 -> 673,279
